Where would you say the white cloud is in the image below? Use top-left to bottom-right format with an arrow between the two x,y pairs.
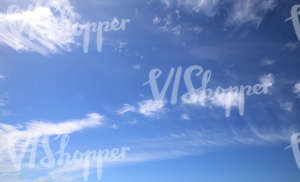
159,14 -> 172,32
0,113 -> 103,141
0,113 -> 104,177
152,16 -> 161,24
182,90 -> 207,106
119,100 -> 166,117
0,0 -> 80,55
171,25 -> 182,36
211,90 -> 241,108
181,114 -> 190,120
26,113 -> 103,137
228,0 -> 276,26
138,100 -> 165,116
0,74 -> 7,79
259,73 -> 275,91
154,14 -> 182,36
133,64 -> 141,70
293,82 -> 300,98
284,42 -> 299,50
118,104 -> 136,115
160,0 -> 277,26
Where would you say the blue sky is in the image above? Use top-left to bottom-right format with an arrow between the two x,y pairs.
0,0 -> 300,182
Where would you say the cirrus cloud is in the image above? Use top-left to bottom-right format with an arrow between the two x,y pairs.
0,0 -> 80,55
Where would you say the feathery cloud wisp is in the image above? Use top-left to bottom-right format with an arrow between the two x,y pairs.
0,113 -> 104,174
0,0 -> 80,55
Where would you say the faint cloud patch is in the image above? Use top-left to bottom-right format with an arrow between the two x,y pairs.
128,120 -> 137,125
152,16 -> 161,24
171,25 -> 182,36
133,64 -> 141,70
261,57 -> 275,66
181,114 -> 190,120
279,100 -> 293,112
228,0 -> 276,26
159,0 -> 277,26
293,82 -> 300,98
113,41 -> 127,53
0,113 -> 104,176
284,41 -> 299,51
0,74 -> 7,79
188,26 -> 203,33
154,14 -> 182,36
161,0 -> 171,8
111,124 -> 118,129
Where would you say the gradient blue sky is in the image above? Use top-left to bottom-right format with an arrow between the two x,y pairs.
0,0 -> 300,182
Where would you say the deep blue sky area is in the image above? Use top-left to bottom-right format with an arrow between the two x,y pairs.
0,0 -> 300,182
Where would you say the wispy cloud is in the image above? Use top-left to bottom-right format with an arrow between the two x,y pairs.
154,14 -> 183,36
176,0 -> 220,16
138,99 -> 165,116
119,100 -> 166,117
126,124 -> 293,165
48,123 -> 293,182
160,0 -> 277,26
159,14 -> 172,32
259,73 -> 275,91
293,82 -> 300,98
0,113 -> 104,175
118,104 -> 136,115
228,0 -> 276,26
7,113 -> 103,138
0,0 -> 80,55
